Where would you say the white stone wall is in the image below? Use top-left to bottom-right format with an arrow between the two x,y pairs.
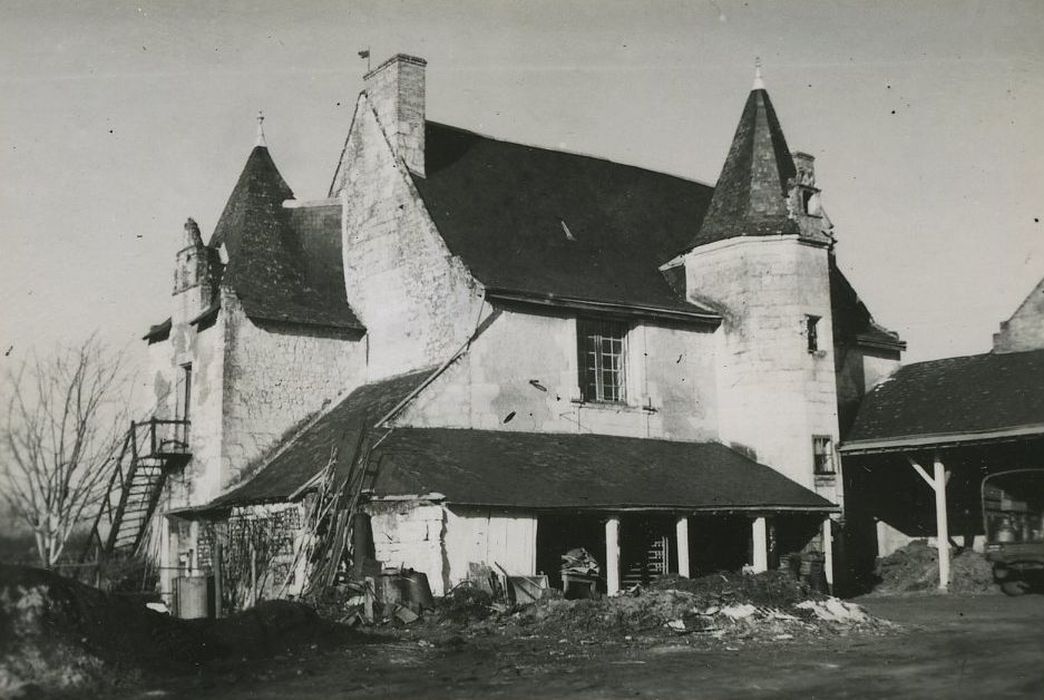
146,293 -> 226,510
336,95 -> 485,380
683,235 -> 841,494
364,499 -> 447,595
219,289 -> 364,491
398,307 -> 719,441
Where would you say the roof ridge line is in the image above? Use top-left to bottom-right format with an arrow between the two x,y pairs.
426,120 -> 715,188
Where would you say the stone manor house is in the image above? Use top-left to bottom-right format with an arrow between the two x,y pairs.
112,54 -> 909,606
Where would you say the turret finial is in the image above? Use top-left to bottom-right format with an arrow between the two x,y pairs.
255,110 -> 267,147
752,57 -> 765,91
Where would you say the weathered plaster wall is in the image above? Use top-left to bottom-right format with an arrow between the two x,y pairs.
398,307 -> 719,441
683,236 -> 841,495
335,96 -> 485,380
993,277 -> 1044,353
364,499 -> 447,595
363,500 -> 537,596
444,507 -> 537,584
219,288 -> 364,492
147,291 -> 226,510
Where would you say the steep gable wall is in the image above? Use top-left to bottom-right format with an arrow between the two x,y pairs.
994,277 -> 1044,353
336,96 -> 485,379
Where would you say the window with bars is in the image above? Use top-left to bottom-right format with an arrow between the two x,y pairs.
812,436 -> 835,475
577,318 -> 628,403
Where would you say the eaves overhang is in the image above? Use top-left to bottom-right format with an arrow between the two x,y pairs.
484,288 -> 722,327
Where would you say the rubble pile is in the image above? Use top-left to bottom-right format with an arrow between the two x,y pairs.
394,570 -> 891,647
0,565 -> 363,698
874,540 -> 996,594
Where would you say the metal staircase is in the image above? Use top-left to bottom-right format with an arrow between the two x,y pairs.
82,419 -> 191,566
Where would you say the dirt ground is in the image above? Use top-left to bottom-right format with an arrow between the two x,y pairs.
110,594 -> 1043,700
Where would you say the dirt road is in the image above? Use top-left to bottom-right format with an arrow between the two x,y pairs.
131,594 -> 1044,699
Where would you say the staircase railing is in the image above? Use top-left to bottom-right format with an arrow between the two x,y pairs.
81,418 -> 191,569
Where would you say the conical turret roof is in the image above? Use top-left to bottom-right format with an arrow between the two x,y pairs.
207,143 -> 363,331
689,82 -> 798,248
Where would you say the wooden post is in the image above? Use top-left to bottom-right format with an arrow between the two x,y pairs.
675,516 -> 690,578
605,517 -> 620,596
906,453 -> 950,592
752,516 -> 769,573
249,544 -> 258,607
822,517 -> 834,592
212,538 -> 223,619
933,452 -> 950,591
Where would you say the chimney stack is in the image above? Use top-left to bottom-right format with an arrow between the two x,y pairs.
364,54 -> 427,177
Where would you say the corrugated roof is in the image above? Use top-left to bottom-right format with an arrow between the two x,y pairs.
208,367 -> 436,507
210,146 -> 363,331
412,122 -> 718,319
844,348 -> 1044,452
689,88 -> 799,248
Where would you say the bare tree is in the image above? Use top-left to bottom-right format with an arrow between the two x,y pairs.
0,337 -> 131,568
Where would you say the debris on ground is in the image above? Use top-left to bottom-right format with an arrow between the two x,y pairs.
403,570 -> 891,648
0,565 -> 365,698
560,548 -> 600,577
873,540 -> 997,594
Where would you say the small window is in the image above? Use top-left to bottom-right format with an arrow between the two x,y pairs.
805,315 -> 821,353
813,436 -> 835,476
577,318 -> 628,403
801,189 -> 816,215
176,363 -> 192,422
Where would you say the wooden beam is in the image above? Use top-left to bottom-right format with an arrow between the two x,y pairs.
676,516 -> 690,578
933,452 -> 951,592
906,456 -> 936,491
605,517 -> 620,596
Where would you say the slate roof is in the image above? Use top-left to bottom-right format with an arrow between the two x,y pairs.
843,348 -> 1044,453
689,88 -> 799,248
208,367 -> 436,508
212,417 -> 834,511
830,257 -> 904,352
412,122 -> 719,320
209,146 -> 363,331
372,429 -> 836,510
143,317 -> 171,343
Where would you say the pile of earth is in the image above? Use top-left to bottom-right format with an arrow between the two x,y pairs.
417,570 -> 891,646
0,565 -> 365,698
873,540 -> 997,594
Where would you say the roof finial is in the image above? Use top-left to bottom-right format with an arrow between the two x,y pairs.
752,57 -> 765,91
255,110 -> 267,147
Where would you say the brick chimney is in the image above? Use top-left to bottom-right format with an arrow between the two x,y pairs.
364,54 -> 427,177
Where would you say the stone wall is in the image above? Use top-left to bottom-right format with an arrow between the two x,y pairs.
335,95 -> 485,380
993,277 -> 1044,353
219,289 -> 364,492
363,499 -> 447,595
146,288 -> 226,510
398,306 -> 719,441
683,235 -> 841,496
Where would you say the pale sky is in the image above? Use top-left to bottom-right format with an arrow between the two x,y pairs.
1,0 -> 1042,369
